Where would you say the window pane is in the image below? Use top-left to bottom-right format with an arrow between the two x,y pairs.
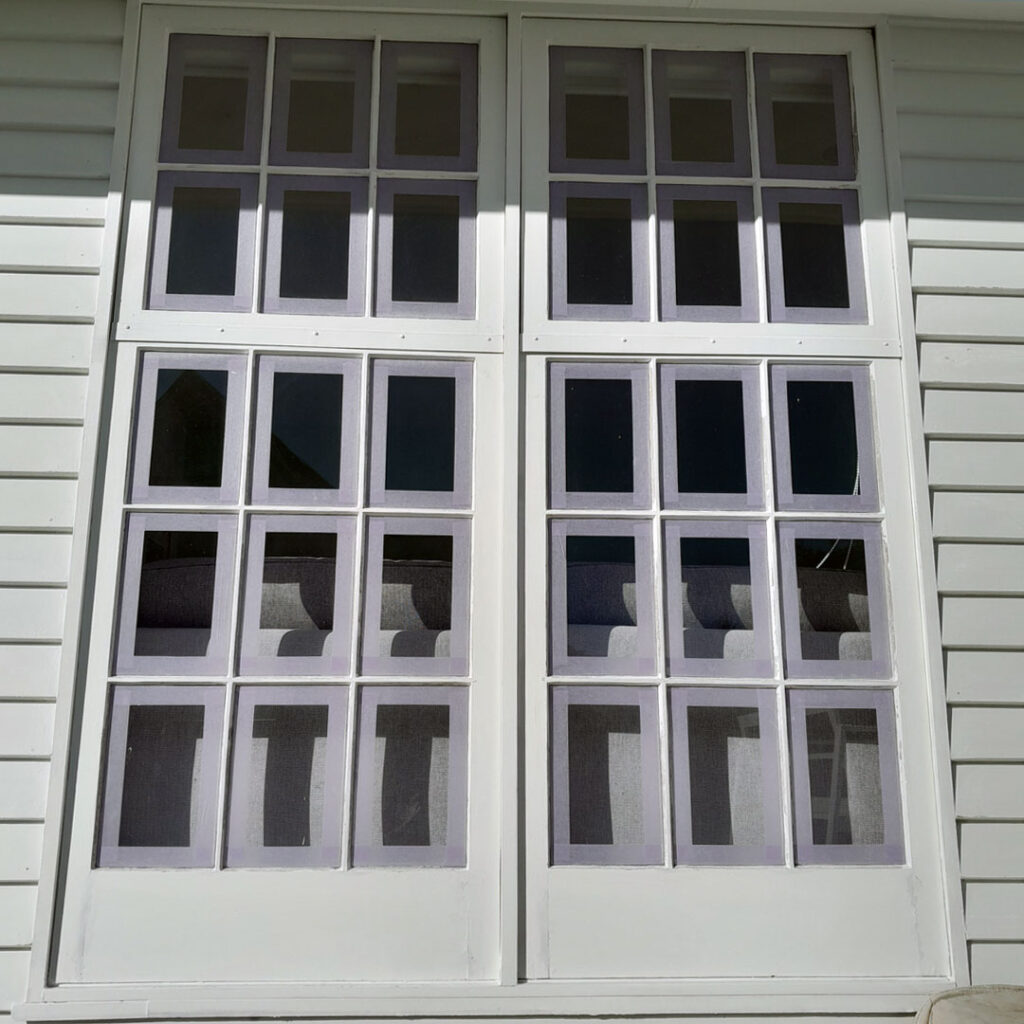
679,537 -> 754,662
393,52 -> 462,159
269,372 -> 344,490
379,534 -> 453,658
687,705 -> 763,846
675,379 -> 747,494
566,535 -> 636,660
118,704 -> 205,847
564,377 -> 633,493
764,61 -> 840,168
779,201 -> 849,308
787,379 -> 859,497
248,704 -> 330,848
385,375 -> 456,493
279,190 -> 350,300
804,707 -> 883,846
672,199 -> 741,307
794,537 -> 870,661
135,531 -> 218,657
149,369 -> 227,489
258,532 -> 337,656
567,703 -> 643,845
566,196 -> 633,306
166,186 -> 240,296
373,704 -> 450,847
391,193 -> 460,303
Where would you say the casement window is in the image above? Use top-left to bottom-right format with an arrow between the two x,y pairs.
47,4 -> 957,1013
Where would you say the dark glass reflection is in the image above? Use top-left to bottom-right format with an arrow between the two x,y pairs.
673,199 -> 742,307
391,193 -> 460,303
679,538 -> 753,661
269,372 -> 344,490
558,50 -> 635,163
773,94 -> 838,167
787,379 -> 859,496
565,196 -> 633,306
805,707 -> 882,844
178,74 -> 248,151
287,80 -> 355,154
564,377 -> 633,493
687,705 -> 762,845
279,190 -> 350,300
119,704 -> 204,847
252,704 -> 329,847
392,50 -> 463,158
136,532 -> 218,656
675,379 -> 747,494
779,202 -> 849,308
377,704 -> 450,846
794,537 -> 870,661
670,97 -> 734,164
565,535 -> 637,653
166,186 -> 240,296
567,704 -> 643,845
380,534 -> 454,654
149,368 -> 228,488
260,532 -> 337,632
384,375 -> 456,492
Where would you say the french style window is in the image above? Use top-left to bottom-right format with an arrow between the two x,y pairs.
47,2 -> 956,1011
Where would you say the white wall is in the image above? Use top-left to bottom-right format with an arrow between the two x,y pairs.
890,19 -> 1024,986
0,0 -> 123,1015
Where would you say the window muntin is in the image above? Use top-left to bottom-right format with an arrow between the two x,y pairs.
550,686 -> 662,865
788,689 -> 904,865
98,685 -> 224,868
225,685 -> 349,867
669,686 -> 783,865
351,686 -> 469,866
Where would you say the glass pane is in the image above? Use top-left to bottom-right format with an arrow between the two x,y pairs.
565,196 -> 633,306
779,201 -> 848,308
373,704 -> 450,846
385,375 -> 456,492
675,379 -> 747,494
794,537 -> 870,661
391,193 -> 460,303
558,50 -> 635,162
567,703 -> 643,845
166,186 -> 240,296
687,705 -> 763,845
248,704 -> 329,847
149,369 -> 227,488
566,535 -> 636,659
258,532 -> 337,657
673,200 -> 741,307
805,707 -> 883,845
118,704 -> 205,847
175,40 -> 253,152
392,50 -> 462,159
135,531 -> 218,657
766,63 -> 841,168
659,53 -> 741,165
679,537 -> 754,661
564,377 -> 633,493
787,379 -> 860,496
269,372 -> 344,490
279,190 -> 350,300
379,534 -> 453,658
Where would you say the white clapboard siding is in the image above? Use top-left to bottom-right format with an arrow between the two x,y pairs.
0,704 -> 54,759
0,535 -> 72,586
0,762 -> 49,820
960,825 -> 1024,880
932,492 -> 1024,542
890,26 -> 1024,73
900,114 -> 1024,164
970,943 -> 1024,985
928,440 -> 1024,488
0,825 -> 43,884
0,480 -> 77,531
0,86 -> 118,135
956,765 -> 1024,820
0,374 -> 87,424
0,647 -> 61,701
894,71 -> 1024,119
916,295 -> 1024,341
0,273 -> 98,322
937,545 -> 1024,594
0,425 -> 81,475
0,324 -> 94,372
907,201 -> 1024,249
965,883 -> 1024,941
0,951 -> 30,1014
0,887 -> 37,948
0,224 -> 104,274
947,651 -> 1024,705
920,343 -> 1024,389
950,709 -> 1024,763
913,249 -> 1024,296
924,391 -> 1024,439
942,597 -> 1024,649
0,590 -> 66,642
